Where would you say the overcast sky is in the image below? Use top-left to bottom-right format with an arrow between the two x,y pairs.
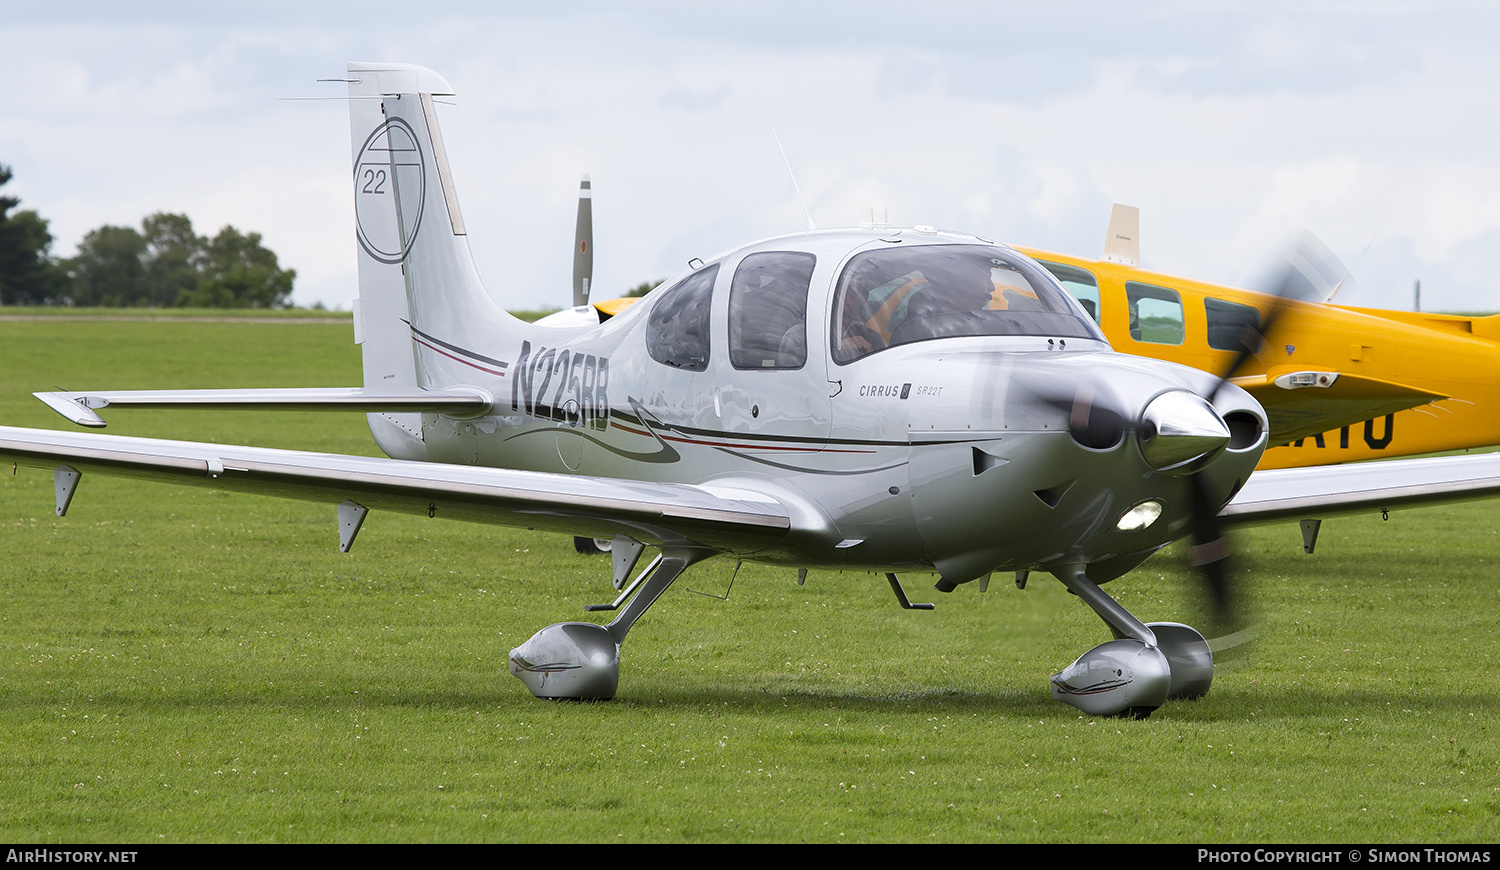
5,1 -> 1500,313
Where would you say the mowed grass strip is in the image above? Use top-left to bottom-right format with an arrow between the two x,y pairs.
0,318 -> 1495,842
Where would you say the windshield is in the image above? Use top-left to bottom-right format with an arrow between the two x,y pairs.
831,245 -> 1103,364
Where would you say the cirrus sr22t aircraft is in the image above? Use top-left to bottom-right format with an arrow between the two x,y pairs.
11,63 -> 1500,718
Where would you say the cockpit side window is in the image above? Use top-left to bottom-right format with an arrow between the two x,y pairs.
729,251 -> 816,370
1205,297 -> 1262,352
1125,281 -> 1184,345
831,245 -> 1101,364
1038,261 -> 1100,324
647,264 -> 718,371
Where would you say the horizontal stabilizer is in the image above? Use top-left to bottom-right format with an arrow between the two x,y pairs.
34,387 -> 494,429
1228,370 -> 1445,445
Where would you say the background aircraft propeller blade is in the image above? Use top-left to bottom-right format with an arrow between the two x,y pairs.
573,174 -> 593,308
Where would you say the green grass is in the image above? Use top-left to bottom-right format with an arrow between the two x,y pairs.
0,306 -> 352,320
0,321 -> 1496,842
0,305 -> 577,323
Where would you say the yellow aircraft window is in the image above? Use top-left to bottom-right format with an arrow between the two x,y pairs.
1037,261 -> 1100,324
729,251 -> 816,370
1205,297 -> 1262,352
1125,282 -> 1184,345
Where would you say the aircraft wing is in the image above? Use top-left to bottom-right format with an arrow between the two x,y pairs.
1228,371 -> 1444,445
0,425 -> 791,553
1222,451 -> 1500,525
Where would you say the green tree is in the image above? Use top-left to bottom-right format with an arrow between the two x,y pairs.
66,224 -> 149,306
142,212 -> 203,307
0,164 -> 69,304
181,225 -> 295,309
625,279 -> 664,297
62,212 -> 296,308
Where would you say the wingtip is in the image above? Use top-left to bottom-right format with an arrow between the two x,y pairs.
33,392 -> 107,428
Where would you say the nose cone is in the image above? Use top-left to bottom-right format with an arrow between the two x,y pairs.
1139,391 -> 1230,473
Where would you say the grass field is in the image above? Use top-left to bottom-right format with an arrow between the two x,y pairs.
0,307 -> 353,320
0,317 -> 1496,842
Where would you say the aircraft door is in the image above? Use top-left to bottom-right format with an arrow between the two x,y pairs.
711,251 -> 832,457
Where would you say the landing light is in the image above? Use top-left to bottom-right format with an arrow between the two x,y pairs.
1116,500 -> 1163,531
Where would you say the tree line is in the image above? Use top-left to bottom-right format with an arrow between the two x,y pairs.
0,164 -> 295,308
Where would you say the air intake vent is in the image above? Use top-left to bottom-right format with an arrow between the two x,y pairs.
1224,411 -> 1264,451
972,446 -> 1009,475
1034,480 -> 1074,508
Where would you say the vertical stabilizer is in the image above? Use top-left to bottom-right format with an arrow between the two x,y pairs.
346,62 -> 526,396
1101,203 -> 1140,266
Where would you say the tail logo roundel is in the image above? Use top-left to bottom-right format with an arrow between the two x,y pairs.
354,117 -> 427,264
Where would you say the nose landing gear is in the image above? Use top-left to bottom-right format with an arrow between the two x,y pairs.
1048,565 -> 1213,718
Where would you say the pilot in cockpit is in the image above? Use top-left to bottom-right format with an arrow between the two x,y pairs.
985,262 -> 1044,311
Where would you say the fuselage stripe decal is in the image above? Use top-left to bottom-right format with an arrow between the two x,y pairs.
407,325 -> 511,373
612,412 -> 910,448
412,335 -> 508,377
609,422 -> 875,454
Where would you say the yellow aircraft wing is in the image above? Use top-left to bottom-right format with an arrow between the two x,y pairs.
1227,370 -> 1446,445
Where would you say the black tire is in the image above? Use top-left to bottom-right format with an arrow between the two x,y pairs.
573,536 -> 613,555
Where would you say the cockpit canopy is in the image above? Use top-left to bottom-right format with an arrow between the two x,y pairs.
831,245 -> 1103,364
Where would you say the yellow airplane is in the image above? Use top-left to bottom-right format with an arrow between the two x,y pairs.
1011,205 -> 1500,471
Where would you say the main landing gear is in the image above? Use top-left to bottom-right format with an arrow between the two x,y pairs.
1047,564 -> 1213,718
508,547 -> 709,699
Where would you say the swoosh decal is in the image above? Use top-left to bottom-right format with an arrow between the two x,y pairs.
406,322 -> 510,377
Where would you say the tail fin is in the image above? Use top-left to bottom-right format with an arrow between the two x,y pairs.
346,62 -> 525,394
1101,203 -> 1139,267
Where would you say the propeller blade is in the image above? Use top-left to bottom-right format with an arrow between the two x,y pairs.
573,174 -> 593,308
1213,231 -> 1350,395
1186,472 -> 1234,628
1014,379 -> 1132,450
1189,232 -> 1349,635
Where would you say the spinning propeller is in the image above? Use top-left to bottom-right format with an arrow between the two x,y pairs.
1044,232 -> 1351,635
1192,232 -> 1352,633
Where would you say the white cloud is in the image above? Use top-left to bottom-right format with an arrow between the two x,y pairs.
4,2 -> 1500,313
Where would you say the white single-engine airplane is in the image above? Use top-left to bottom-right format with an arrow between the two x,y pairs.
9,63 -> 1500,718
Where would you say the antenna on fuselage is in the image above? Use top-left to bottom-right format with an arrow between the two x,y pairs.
573,174 -> 594,307
1102,203 -> 1140,266
773,128 -> 816,231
